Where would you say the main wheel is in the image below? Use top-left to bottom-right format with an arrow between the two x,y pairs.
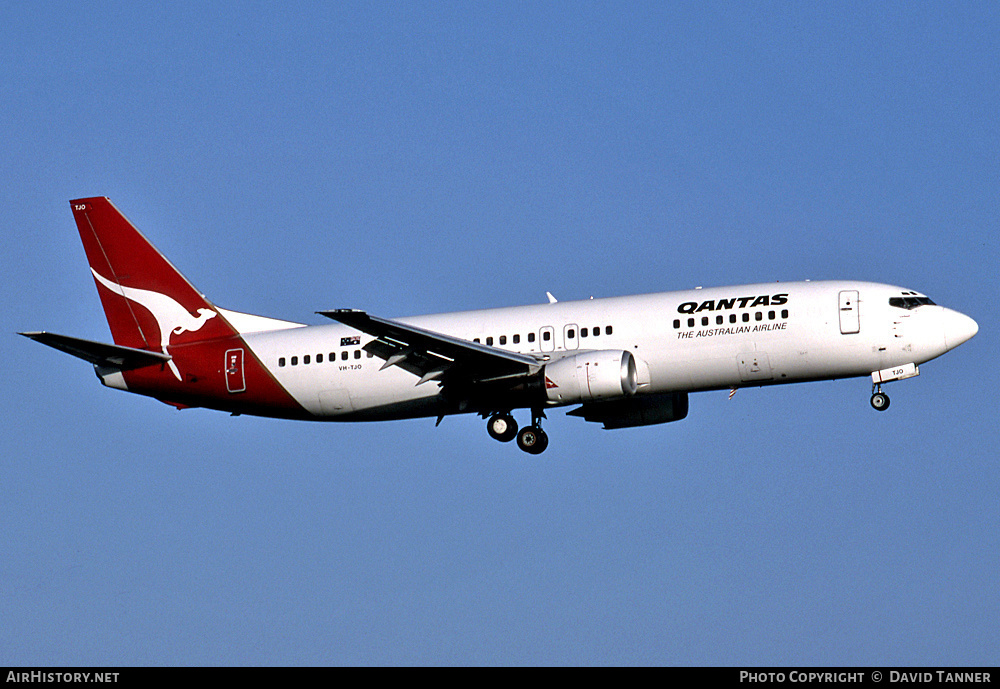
516,426 -> 549,454
870,392 -> 890,411
487,413 -> 518,442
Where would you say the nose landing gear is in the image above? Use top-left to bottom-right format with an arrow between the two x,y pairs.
869,363 -> 919,411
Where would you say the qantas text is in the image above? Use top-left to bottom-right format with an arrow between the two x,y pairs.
677,294 -> 788,314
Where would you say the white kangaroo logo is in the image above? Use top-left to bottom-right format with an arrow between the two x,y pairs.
92,269 -> 217,381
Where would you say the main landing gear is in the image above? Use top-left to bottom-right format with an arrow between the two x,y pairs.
486,412 -> 518,443
486,409 -> 548,454
870,383 -> 890,411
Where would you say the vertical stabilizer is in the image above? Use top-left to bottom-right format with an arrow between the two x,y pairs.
70,198 -> 238,377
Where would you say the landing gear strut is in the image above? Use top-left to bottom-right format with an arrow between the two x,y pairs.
486,412 -> 518,443
870,383 -> 890,411
516,409 -> 548,455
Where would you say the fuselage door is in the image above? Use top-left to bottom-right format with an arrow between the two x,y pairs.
539,326 -> 555,352
225,348 -> 246,393
839,290 -> 860,334
564,324 -> 579,351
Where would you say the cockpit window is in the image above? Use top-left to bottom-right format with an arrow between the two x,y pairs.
889,296 -> 936,309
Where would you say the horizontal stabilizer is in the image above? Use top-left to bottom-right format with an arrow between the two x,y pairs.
19,331 -> 172,371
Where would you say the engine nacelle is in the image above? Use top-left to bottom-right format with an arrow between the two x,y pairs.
567,392 -> 689,429
543,350 -> 638,404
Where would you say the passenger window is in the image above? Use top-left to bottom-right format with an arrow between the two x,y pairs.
701,317 -> 709,326
782,309 -> 789,319
567,329 -> 575,339
605,326 -> 613,335
279,357 -> 286,367
486,337 -> 494,346
528,333 -> 535,343
473,338 -> 480,343
543,331 -> 551,341
317,353 -> 323,363
593,327 -> 600,337
341,351 -> 348,360
513,334 -> 520,344
354,350 -> 361,359
673,320 -> 680,329
755,312 -> 763,321
742,313 -> 750,322
768,311 -> 775,320
304,355 -> 311,364
499,335 -> 507,345
291,356 -> 298,366
581,328 -> 588,337
716,315 -> 724,325
367,351 -> 374,358
687,318 -> 695,327
729,314 -> 736,324
329,353 -> 335,361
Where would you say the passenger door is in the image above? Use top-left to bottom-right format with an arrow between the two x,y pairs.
539,326 -> 555,352
839,290 -> 860,334
563,324 -> 579,351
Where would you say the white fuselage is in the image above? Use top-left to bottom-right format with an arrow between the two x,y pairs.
238,280 -> 975,420
46,198 -> 977,454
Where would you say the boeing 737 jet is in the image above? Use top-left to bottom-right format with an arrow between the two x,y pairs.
22,197 -> 978,454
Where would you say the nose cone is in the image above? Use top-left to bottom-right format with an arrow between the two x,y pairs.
943,309 -> 979,350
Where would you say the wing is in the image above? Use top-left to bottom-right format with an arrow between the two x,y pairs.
317,309 -> 542,386
19,331 -> 172,370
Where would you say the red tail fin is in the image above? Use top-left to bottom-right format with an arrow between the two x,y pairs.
71,198 -> 237,354
66,197 -> 307,416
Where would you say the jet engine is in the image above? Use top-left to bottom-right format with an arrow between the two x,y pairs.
542,350 -> 638,404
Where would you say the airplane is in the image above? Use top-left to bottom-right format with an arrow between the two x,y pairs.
21,197 -> 979,454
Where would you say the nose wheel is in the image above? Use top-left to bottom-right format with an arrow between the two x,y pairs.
870,384 -> 890,411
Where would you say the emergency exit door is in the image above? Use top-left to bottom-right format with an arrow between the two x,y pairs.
839,290 -> 860,334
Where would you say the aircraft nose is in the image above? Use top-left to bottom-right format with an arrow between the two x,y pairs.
942,309 -> 979,350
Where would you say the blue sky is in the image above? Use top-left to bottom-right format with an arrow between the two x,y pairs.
2,2 -> 997,665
